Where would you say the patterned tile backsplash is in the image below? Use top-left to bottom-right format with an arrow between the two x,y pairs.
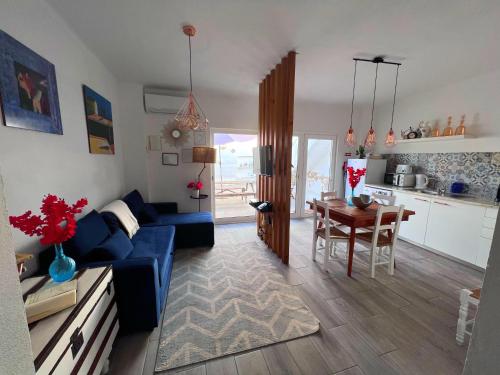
384,152 -> 500,200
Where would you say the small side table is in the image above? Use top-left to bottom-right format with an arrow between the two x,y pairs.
190,194 -> 208,212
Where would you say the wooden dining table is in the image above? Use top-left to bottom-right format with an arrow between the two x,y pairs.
306,199 -> 415,277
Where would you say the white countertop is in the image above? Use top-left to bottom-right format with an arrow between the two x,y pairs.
366,183 -> 499,208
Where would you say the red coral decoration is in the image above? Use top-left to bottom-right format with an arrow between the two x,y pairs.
347,167 -> 367,189
187,180 -> 203,190
9,195 -> 88,246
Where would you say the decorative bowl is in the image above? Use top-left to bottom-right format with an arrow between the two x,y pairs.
352,194 -> 373,209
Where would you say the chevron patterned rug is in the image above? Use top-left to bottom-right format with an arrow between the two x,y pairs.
154,242 -> 319,372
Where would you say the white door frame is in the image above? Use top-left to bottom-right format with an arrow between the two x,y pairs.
209,127 -> 259,224
294,132 -> 338,217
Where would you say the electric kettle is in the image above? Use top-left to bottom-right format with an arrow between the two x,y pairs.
415,174 -> 429,189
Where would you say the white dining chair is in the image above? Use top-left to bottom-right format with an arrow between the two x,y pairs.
355,204 -> 405,278
359,194 -> 397,233
321,191 -> 343,227
312,199 -> 350,272
456,288 -> 481,345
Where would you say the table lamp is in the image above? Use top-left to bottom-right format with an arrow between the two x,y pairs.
192,146 -> 217,181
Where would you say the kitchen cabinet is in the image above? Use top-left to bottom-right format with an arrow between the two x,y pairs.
476,237 -> 492,269
475,207 -> 499,268
424,199 -> 485,265
393,192 -> 431,244
366,184 -> 498,268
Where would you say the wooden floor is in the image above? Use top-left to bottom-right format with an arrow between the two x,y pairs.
108,219 -> 484,375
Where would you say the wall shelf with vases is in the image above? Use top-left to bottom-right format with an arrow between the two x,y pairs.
395,134 -> 474,144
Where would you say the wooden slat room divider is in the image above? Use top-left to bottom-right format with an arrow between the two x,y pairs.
257,51 -> 296,264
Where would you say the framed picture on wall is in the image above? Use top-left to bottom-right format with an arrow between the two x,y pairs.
0,30 -> 63,134
193,130 -> 207,146
82,85 -> 114,154
162,153 -> 178,166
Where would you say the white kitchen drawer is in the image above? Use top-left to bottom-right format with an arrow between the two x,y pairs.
480,227 -> 495,240
425,199 -> 484,264
394,192 -> 430,245
485,207 -> 499,219
482,216 -> 497,230
476,236 -> 493,268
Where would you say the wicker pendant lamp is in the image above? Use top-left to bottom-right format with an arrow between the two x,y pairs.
175,24 -> 209,131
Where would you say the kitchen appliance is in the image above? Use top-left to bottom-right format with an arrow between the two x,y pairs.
396,164 -> 413,174
394,173 -> 416,187
363,185 -> 393,197
384,173 -> 395,185
344,158 -> 387,199
415,174 -> 429,189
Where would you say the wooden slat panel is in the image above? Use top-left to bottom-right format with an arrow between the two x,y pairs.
257,51 -> 296,263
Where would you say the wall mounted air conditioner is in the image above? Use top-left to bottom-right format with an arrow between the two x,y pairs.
143,87 -> 187,114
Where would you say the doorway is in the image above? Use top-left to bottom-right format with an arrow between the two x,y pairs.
292,134 -> 337,217
211,129 -> 258,223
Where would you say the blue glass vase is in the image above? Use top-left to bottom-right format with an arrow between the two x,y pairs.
347,188 -> 355,207
49,243 -> 76,283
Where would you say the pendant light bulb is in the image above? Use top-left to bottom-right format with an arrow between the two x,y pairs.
384,128 -> 396,147
344,127 -> 356,147
364,61 -> 379,151
345,60 -> 358,148
364,127 -> 376,150
385,64 -> 400,148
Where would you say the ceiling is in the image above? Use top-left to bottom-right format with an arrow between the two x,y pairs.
46,0 -> 500,103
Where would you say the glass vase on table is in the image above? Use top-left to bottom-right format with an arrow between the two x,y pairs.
49,243 -> 76,283
347,188 -> 356,206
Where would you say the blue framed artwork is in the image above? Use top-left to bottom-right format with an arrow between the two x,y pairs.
82,85 -> 114,154
0,30 -> 62,134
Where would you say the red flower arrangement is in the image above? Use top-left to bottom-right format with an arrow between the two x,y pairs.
187,180 -> 203,190
347,167 -> 367,190
9,195 -> 88,246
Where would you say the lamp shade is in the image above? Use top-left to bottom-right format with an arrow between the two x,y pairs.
192,146 -> 216,163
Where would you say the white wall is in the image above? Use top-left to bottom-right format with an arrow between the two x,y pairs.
0,0 -> 126,268
463,210 -> 500,374
373,68 -> 500,154
0,174 -> 35,374
118,83 -> 370,213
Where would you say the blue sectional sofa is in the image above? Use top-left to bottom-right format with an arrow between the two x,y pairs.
39,190 -> 214,331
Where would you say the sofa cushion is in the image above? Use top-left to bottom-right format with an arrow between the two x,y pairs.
139,203 -> 159,224
143,211 -> 214,226
129,226 -> 175,286
100,211 -> 122,233
122,190 -> 145,219
84,229 -> 133,262
65,210 -> 111,260
142,212 -> 214,249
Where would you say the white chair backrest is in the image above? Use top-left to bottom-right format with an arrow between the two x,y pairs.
372,193 -> 396,206
373,204 -> 405,247
313,198 -> 331,235
321,191 -> 337,201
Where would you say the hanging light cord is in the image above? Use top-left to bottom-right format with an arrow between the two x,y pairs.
369,62 -> 379,130
188,35 -> 193,92
389,65 -> 399,131
349,60 -> 358,130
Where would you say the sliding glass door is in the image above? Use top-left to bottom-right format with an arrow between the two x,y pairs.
212,130 -> 258,222
293,134 -> 337,216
